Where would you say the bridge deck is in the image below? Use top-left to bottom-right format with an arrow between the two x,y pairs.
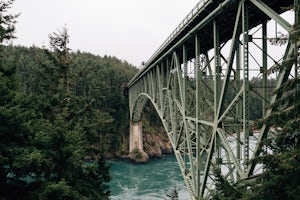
128,0 -> 293,87
128,0 -> 297,199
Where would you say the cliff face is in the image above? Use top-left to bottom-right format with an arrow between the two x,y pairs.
124,102 -> 173,163
143,132 -> 173,158
127,126 -> 173,163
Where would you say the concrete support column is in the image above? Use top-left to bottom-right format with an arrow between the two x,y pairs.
129,121 -> 143,152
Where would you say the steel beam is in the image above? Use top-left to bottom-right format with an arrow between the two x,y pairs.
128,0 -> 296,199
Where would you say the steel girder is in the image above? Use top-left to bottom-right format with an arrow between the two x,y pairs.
128,0 -> 298,199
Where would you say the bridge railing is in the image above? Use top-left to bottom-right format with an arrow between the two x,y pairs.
146,0 -> 210,66
128,0 -> 211,87
146,0 -> 211,67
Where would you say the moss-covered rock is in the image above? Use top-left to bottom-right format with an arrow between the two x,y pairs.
128,148 -> 149,163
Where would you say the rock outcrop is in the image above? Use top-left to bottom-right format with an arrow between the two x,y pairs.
128,148 -> 149,163
143,132 -> 173,159
125,126 -> 173,163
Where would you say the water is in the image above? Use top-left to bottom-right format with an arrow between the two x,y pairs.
109,156 -> 189,200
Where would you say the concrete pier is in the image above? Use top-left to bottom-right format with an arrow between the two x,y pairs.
129,121 -> 143,152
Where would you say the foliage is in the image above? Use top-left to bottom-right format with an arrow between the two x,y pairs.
241,17 -> 300,199
0,22 -> 137,198
211,167 -> 242,200
211,21 -> 300,200
48,26 -> 72,97
132,148 -> 143,159
211,76 -> 300,200
0,0 -> 19,43
165,185 -> 179,200
245,76 -> 300,200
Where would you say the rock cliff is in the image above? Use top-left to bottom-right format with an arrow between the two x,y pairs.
127,126 -> 173,163
123,103 -> 173,163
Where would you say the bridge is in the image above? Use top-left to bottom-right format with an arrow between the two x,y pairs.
127,0 -> 299,199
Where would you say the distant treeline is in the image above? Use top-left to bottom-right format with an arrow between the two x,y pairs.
0,42 -> 138,199
3,44 -> 139,152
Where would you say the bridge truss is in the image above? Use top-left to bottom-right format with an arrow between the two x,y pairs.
128,0 -> 299,199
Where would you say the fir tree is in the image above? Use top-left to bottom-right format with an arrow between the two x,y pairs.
1,20 -> 112,198
211,6 -> 300,200
245,61 -> 300,200
0,0 -> 19,43
33,27 -> 111,199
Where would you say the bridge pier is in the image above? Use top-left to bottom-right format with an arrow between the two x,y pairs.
129,121 -> 143,152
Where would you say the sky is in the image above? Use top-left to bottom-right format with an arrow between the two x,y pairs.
10,0 -> 199,67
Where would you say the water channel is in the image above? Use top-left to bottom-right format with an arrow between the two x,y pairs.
109,156 -> 189,200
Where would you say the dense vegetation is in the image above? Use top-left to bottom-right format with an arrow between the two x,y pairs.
0,1 -> 138,198
1,0 -> 299,199
0,43 -> 138,199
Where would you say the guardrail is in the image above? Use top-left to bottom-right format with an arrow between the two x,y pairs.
145,0 -> 211,66
128,0 -> 212,87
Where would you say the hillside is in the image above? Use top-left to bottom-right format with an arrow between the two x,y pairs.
1,45 -> 272,161
1,45 -> 173,160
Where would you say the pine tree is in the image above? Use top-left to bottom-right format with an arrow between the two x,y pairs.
243,7 -> 300,199
34,27 -> 111,199
245,67 -> 300,200
0,1 -> 29,198
0,0 -> 19,43
1,19 -> 112,198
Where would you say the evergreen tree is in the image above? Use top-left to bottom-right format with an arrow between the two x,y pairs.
0,0 -> 29,198
211,10 -> 300,200
1,20 -> 112,198
244,64 -> 300,200
32,27 -> 111,199
0,18 -> 137,198
242,8 -> 300,199
48,27 -> 72,98
0,0 -> 19,43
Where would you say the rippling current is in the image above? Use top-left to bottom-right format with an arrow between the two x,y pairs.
109,156 -> 189,200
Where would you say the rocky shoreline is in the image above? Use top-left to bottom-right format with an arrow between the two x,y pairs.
111,130 -> 173,163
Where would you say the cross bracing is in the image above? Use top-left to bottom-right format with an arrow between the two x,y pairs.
128,0 -> 299,199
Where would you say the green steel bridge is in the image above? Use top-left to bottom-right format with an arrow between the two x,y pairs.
127,0 -> 299,199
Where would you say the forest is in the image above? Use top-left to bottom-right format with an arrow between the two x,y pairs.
0,37 -> 139,198
1,0 -> 299,199
0,1 -> 138,197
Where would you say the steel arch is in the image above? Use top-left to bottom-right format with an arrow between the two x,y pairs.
128,0 -> 299,199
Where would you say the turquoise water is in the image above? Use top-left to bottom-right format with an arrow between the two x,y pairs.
109,156 -> 189,200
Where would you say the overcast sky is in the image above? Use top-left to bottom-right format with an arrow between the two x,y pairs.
11,0 -> 199,67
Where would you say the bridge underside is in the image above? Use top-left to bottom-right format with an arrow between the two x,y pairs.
128,0 -> 299,199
